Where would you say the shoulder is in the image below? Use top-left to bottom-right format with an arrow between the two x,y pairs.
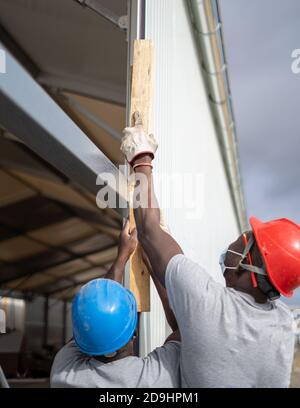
50,342 -> 143,388
50,341 -> 94,387
275,299 -> 292,313
166,254 -> 203,273
275,300 -> 294,323
166,254 -> 207,284
51,341 -> 93,376
52,340 -> 84,367
165,254 -> 223,297
143,341 -> 181,368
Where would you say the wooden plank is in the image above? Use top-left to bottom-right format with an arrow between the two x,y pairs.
128,40 -> 154,312
129,207 -> 150,312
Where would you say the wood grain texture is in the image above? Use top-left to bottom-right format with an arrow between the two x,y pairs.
128,40 -> 154,312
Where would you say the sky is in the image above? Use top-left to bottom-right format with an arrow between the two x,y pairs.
219,0 -> 300,306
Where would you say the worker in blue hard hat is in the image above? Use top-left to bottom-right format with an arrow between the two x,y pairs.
50,221 -> 180,388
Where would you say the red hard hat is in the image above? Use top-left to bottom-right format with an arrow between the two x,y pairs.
250,216 -> 300,297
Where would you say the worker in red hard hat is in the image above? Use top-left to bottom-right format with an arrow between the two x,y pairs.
219,216 -> 300,300
121,116 -> 299,388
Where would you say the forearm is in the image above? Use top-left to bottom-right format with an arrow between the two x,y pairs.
133,157 -> 183,287
133,163 -> 165,284
104,255 -> 127,284
133,155 -> 160,236
142,253 -> 178,332
152,276 -> 178,332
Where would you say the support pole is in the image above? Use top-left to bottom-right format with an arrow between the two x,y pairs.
62,300 -> 67,346
43,296 -> 49,348
128,40 -> 154,312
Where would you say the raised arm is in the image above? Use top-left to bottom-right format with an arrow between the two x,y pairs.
141,250 -> 178,333
121,115 -> 183,287
105,220 -> 137,284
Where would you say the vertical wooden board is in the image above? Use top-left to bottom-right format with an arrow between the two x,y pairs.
129,208 -> 150,312
129,40 -> 154,312
129,40 -> 154,131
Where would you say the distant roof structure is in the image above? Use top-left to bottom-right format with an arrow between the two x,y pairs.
0,0 -> 127,299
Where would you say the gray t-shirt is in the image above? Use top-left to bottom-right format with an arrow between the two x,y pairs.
50,340 -> 180,388
166,254 -> 295,388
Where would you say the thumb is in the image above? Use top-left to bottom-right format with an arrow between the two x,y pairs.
122,219 -> 130,235
133,111 -> 143,127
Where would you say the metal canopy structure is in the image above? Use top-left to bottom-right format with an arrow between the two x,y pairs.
0,135 -> 121,299
74,0 -> 128,31
0,0 -> 127,104
0,41 -> 128,218
0,0 -> 127,164
0,0 -> 128,300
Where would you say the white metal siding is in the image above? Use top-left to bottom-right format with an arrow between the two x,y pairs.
139,0 -> 240,355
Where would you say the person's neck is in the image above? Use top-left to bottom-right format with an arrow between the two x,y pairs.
95,349 -> 133,364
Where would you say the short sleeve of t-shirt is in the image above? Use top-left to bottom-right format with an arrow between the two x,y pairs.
165,254 -> 224,330
50,340 -> 181,388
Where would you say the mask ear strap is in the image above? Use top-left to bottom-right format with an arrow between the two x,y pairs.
225,235 -> 255,271
242,233 -> 254,256
240,233 -> 267,285
227,249 -> 244,257
241,233 -> 257,287
240,263 -> 267,276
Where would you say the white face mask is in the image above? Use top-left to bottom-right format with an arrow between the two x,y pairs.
219,233 -> 267,277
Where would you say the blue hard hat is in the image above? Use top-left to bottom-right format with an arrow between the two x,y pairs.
72,279 -> 138,356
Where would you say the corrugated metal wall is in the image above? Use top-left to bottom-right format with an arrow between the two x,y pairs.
139,0 -> 240,355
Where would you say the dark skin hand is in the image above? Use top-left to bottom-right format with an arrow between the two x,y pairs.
105,220 -> 138,284
105,218 -> 179,323
132,155 -> 269,302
